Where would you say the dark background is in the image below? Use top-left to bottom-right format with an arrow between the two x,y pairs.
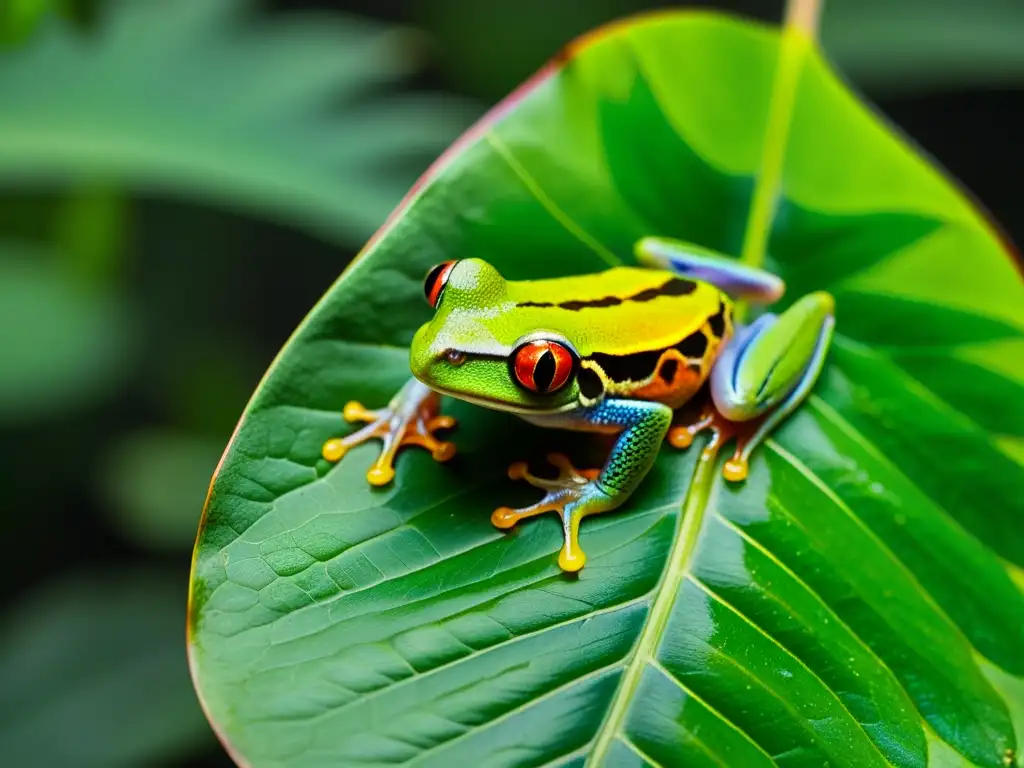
0,1 -> 1021,766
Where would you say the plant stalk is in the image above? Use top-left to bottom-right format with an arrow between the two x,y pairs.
738,0 -> 823,277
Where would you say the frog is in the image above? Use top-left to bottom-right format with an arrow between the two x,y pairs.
320,236 -> 834,573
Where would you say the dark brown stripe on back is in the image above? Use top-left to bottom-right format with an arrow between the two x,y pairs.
585,321 -> 714,384
659,358 -> 679,383
708,300 -> 727,337
676,330 -> 708,358
588,348 -> 663,382
518,277 -> 696,312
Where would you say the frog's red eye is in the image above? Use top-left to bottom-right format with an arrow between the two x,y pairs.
512,340 -> 575,394
424,260 -> 457,308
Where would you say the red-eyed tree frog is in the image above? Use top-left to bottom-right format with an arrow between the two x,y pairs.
322,237 -> 835,572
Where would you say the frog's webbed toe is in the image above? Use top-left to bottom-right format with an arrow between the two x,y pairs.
321,379 -> 457,487
492,453 -> 612,573
668,404 -> 754,482
669,292 -> 834,482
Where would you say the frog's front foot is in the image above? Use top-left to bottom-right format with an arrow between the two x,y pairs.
492,453 -> 615,573
321,379 -> 456,487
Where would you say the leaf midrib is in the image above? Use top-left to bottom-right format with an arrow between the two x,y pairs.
586,452 -> 720,764
587,4 -> 818,763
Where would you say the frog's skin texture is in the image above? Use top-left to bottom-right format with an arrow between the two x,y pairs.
322,237 -> 835,572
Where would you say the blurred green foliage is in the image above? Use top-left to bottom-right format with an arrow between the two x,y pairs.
0,0 -> 474,764
99,429 -> 225,550
0,0 -> 54,43
0,242 -> 135,422
0,0 -> 473,242
0,570 -> 213,767
0,0 -> 1021,766
416,0 -> 1024,104
0,0 -> 96,43
820,0 -> 1024,93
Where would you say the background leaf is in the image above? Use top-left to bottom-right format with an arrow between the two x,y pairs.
822,0 -> 1024,94
416,0 -> 1024,102
99,429 -> 225,549
0,569 -> 215,767
0,0 -> 476,245
189,10 -> 1024,768
0,242 -> 136,422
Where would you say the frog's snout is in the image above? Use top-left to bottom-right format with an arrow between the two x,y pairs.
409,325 -> 433,383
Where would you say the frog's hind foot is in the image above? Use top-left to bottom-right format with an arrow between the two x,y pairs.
492,453 -> 610,573
505,453 -> 601,489
321,379 -> 456,487
668,405 -> 753,482
669,292 -> 835,483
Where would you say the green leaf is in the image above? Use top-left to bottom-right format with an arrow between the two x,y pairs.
99,429 -> 225,550
0,0 -> 474,245
0,568 -> 215,767
0,0 -> 53,44
416,0 -> 628,100
54,183 -> 126,283
0,242 -> 136,422
189,10 -> 1024,767
822,0 -> 1024,93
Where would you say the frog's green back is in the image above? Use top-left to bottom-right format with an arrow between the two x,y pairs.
503,266 -> 722,356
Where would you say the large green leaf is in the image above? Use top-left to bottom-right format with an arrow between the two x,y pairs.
0,0 -> 471,245
189,10 -> 1024,767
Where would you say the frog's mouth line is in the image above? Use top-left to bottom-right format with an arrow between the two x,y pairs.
416,380 -> 578,417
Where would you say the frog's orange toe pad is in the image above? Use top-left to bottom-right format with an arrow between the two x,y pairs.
432,442 -> 457,462
558,548 -> 586,573
723,457 -> 749,482
491,507 -> 520,529
343,401 -> 378,423
668,426 -> 694,449
321,381 -> 458,487
367,465 -> 396,486
322,439 -> 347,462
507,462 -> 529,481
494,454 -> 604,573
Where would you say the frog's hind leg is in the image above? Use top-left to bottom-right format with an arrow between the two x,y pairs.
635,236 -> 784,304
494,400 -> 672,573
671,292 -> 835,482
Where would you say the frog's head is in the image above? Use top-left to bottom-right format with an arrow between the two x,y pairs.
410,259 -> 580,414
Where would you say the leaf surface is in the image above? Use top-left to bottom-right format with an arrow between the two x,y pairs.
189,11 -> 1024,767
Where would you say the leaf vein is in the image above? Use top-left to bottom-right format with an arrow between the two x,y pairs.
484,129 -> 621,268
688,574 -> 894,766
647,656 -> 772,765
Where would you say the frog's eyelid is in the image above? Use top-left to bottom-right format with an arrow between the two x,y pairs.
510,330 -> 579,359
424,261 -> 458,308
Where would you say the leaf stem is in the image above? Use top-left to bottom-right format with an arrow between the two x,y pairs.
738,0 -> 822,274
586,447 -> 720,765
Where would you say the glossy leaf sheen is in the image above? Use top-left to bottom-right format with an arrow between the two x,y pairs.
189,12 -> 1024,767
